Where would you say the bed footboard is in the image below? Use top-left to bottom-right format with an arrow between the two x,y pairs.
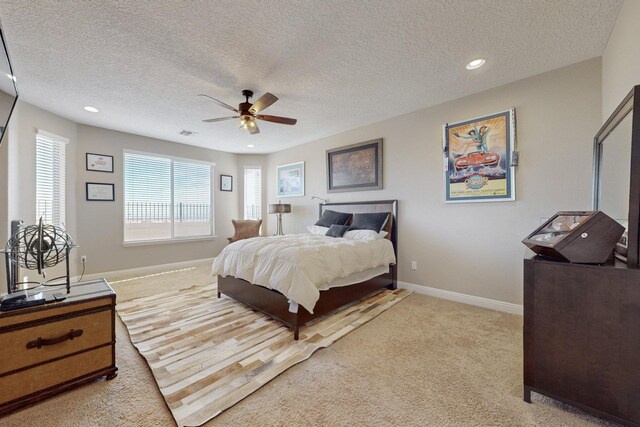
217,264 -> 396,340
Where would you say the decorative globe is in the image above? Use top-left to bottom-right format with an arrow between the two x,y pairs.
4,221 -> 74,274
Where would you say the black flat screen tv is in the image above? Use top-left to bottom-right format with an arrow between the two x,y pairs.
0,22 -> 18,145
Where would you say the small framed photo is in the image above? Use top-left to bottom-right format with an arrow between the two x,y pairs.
220,174 -> 233,192
277,161 -> 305,197
86,153 -> 114,173
86,182 -> 115,201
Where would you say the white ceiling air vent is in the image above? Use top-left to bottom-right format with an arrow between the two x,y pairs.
179,130 -> 197,136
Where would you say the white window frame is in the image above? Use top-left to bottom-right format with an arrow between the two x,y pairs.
122,149 -> 215,245
35,129 -> 68,227
244,166 -> 262,220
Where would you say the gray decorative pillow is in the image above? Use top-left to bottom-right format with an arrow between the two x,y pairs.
325,224 -> 350,238
348,212 -> 390,233
315,210 -> 352,227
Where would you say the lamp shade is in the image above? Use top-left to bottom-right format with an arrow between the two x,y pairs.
269,203 -> 291,214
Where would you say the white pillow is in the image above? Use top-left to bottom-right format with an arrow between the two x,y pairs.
344,229 -> 388,240
307,225 -> 329,235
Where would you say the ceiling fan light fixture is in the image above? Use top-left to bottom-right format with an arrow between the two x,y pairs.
238,115 -> 256,131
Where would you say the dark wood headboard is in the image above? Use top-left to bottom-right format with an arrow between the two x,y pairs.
319,200 -> 398,258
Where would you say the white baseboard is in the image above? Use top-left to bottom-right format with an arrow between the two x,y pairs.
398,281 -> 523,316
76,257 -> 215,282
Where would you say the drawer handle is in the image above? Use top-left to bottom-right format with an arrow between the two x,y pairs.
26,329 -> 84,350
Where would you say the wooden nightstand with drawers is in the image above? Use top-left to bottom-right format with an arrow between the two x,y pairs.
0,279 -> 117,415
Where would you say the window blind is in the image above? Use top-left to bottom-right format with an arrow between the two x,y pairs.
36,131 -> 66,227
244,167 -> 262,220
123,151 -> 213,242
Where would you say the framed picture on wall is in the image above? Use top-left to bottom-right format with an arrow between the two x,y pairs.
220,174 -> 233,192
277,162 -> 305,197
443,108 -> 516,203
326,139 -> 382,193
86,182 -> 115,201
86,153 -> 114,173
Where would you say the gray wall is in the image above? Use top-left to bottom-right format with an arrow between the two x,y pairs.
75,125 -> 239,274
602,0 -> 640,119
3,101 -> 79,283
0,52 -> 616,305
0,102 -> 240,289
265,58 -> 602,305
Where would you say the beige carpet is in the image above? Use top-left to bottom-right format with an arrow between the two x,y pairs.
117,282 -> 410,426
0,260 -> 618,426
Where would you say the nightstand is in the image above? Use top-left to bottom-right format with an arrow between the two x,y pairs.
0,279 -> 117,415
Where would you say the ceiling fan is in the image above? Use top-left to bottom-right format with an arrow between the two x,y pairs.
198,90 -> 297,135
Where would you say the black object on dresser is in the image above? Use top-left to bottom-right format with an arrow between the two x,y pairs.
522,211 -> 624,264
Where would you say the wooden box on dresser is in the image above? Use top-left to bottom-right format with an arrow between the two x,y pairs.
524,256 -> 640,426
0,279 -> 117,415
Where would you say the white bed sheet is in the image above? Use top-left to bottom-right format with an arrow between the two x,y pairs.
211,233 -> 396,313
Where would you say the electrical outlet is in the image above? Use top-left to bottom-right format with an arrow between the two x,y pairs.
411,261 -> 417,270
80,255 -> 87,263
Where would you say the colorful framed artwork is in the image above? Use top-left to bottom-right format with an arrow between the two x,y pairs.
220,174 -> 233,192
86,182 -> 115,201
86,153 -> 114,173
326,138 -> 382,193
277,162 -> 305,197
443,109 -> 516,203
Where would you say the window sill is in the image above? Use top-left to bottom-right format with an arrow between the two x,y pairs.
122,235 -> 217,247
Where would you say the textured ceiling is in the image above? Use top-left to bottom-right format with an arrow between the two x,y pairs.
0,0 -> 622,153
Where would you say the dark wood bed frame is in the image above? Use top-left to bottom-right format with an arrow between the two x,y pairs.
217,200 -> 398,340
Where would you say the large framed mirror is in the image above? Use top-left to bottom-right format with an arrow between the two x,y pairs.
0,22 -> 18,144
593,85 -> 640,268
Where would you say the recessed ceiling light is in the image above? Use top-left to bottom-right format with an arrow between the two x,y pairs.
466,59 -> 486,70
83,106 -> 99,113
5,73 -> 16,82
247,144 -> 255,148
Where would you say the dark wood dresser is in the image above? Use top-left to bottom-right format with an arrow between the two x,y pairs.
524,257 -> 640,426
0,279 -> 117,415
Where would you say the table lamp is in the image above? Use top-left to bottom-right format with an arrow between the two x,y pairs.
269,201 -> 291,235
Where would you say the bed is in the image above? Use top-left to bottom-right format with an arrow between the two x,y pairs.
213,200 -> 398,339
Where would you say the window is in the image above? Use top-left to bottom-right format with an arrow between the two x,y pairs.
36,130 -> 67,227
244,167 -> 262,220
123,151 -> 214,243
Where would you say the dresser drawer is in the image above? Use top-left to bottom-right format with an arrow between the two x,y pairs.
0,345 -> 113,406
0,308 -> 113,375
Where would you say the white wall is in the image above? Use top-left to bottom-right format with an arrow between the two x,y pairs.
2,101 -> 80,286
75,125 -> 239,274
602,0 -> 640,119
266,58 -> 602,305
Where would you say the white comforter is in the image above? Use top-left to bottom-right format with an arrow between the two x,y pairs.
211,234 -> 396,313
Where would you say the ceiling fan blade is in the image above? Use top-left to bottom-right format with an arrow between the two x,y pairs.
249,92 -> 278,114
198,94 -> 239,113
202,116 -> 238,123
256,114 -> 297,125
249,122 -> 260,135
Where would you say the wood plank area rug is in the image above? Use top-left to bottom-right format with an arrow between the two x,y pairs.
116,282 -> 411,427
